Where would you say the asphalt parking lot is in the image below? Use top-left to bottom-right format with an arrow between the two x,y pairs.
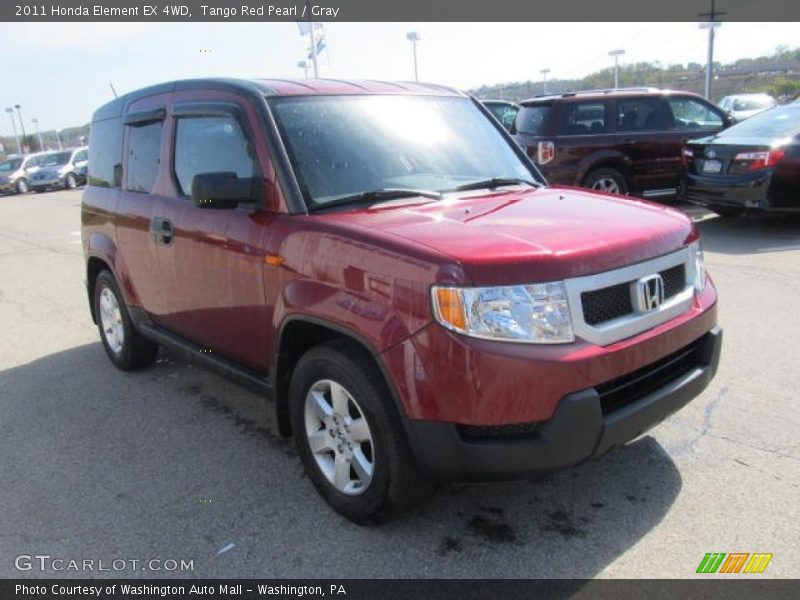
1,189 -> 798,579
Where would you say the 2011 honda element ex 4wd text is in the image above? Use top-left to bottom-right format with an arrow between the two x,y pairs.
82,78 -> 722,524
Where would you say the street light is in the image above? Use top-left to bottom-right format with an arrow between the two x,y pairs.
406,31 -> 421,82
608,49 -> 625,89
55,129 -> 63,150
31,118 -> 44,151
5,107 -> 21,155
540,68 -> 550,94
297,60 -> 309,79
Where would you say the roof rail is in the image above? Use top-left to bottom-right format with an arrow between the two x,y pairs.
523,87 -> 664,103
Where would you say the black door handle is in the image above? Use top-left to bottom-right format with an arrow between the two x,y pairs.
149,216 -> 174,245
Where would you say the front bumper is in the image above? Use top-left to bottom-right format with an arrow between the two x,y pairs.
405,326 -> 722,482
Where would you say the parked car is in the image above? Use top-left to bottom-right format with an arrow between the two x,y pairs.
82,78 -> 721,523
481,99 -> 519,132
717,93 -> 777,122
29,147 -> 89,192
513,87 -> 731,199
682,103 -> 800,217
0,152 -> 46,194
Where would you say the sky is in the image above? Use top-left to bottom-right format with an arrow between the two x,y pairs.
0,21 -> 798,136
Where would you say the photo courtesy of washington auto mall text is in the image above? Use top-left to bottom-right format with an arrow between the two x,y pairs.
0,0 -> 799,598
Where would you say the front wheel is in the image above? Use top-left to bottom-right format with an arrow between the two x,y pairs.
65,173 -> 78,189
15,178 -> 28,194
583,168 -> 629,195
93,270 -> 159,370
289,341 -> 430,524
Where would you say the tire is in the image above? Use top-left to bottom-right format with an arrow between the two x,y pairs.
65,173 -> 77,189
93,270 -> 159,370
583,168 -> 629,195
289,340 -> 431,524
15,178 -> 28,194
711,207 -> 743,218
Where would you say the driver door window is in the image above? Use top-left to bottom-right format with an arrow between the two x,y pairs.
668,97 -> 723,131
173,116 -> 259,197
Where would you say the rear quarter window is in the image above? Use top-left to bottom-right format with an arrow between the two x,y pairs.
88,117 -> 123,188
516,105 -> 551,135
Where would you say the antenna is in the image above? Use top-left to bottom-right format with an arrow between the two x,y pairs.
109,82 -> 118,98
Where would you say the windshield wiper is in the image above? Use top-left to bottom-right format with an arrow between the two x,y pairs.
309,188 -> 443,212
452,177 -> 541,192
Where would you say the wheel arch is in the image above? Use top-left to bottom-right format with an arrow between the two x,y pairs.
576,150 -> 632,186
273,315 -> 410,439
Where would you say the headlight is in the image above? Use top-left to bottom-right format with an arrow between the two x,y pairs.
432,282 -> 574,343
689,240 -> 706,292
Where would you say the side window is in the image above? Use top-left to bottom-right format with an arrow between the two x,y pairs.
24,156 -> 40,170
559,102 -> 607,135
173,115 -> 259,196
617,97 -> 673,132
88,117 -> 123,188
668,97 -> 723,131
74,149 -> 88,163
126,121 -> 162,194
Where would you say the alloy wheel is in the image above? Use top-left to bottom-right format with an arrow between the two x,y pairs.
304,379 -> 375,495
99,287 -> 125,354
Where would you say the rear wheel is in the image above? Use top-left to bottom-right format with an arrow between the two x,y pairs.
93,270 -> 159,370
289,340 -> 430,524
15,178 -> 28,194
583,168 -> 629,195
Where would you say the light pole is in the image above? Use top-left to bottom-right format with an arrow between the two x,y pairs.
540,68 -> 550,94
5,107 -> 21,155
699,22 -> 721,99
699,0 -> 725,101
406,31 -> 421,82
297,60 -> 309,79
608,49 -> 625,89
55,129 -> 63,150
14,104 -> 26,142
31,118 -> 44,151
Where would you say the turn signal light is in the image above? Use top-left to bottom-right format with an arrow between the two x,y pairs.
433,287 -> 467,332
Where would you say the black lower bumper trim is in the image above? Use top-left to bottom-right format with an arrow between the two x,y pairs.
405,327 -> 722,482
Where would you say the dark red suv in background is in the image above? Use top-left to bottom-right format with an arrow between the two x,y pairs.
82,78 -> 721,523
514,88 -> 730,199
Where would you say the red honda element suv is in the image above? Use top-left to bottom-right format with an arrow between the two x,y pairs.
82,78 -> 721,523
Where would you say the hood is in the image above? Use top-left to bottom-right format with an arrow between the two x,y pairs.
320,186 -> 695,285
730,108 -> 769,121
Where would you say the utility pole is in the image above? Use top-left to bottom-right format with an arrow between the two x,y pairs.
699,0 -> 725,100
540,68 -> 550,94
55,129 -> 63,150
608,49 -> 625,89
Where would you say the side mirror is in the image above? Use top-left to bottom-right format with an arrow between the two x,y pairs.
191,172 -> 262,209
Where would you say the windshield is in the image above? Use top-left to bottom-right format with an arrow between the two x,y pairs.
269,95 -> 535,208
39,151 -> 72,167
718,106 -> 800,139
0,159 -> 22,172
515,105 -> 551,135
732,97 -> 774,111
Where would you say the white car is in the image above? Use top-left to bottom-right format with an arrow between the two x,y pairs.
718,93 -> 777,122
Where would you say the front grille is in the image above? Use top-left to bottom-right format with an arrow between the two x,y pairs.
581,263 -> 688,326
581,282 -> 632,325
661,264 -> 686,299
458,422 -> 538,440
596,334 -> 706,415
